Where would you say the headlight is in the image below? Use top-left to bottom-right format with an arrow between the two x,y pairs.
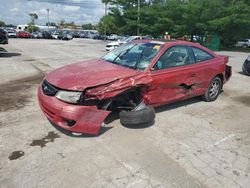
55,91 -> 82,104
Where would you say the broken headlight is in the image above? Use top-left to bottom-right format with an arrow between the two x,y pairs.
55,91 -> 82,104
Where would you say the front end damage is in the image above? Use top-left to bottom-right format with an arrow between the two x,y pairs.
38,74 -> 151,135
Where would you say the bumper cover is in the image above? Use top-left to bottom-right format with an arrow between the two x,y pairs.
38,86 -> 111,135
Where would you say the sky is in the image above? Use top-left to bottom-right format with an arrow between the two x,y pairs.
0,0 -> 105,25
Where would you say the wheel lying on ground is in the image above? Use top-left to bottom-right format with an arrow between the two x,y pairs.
202,76 -> 222,102
119,102 -> 155,126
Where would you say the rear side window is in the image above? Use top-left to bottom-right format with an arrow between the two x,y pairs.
192,47 -> 214,62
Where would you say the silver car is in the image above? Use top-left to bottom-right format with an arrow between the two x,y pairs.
236,39 -> 250,48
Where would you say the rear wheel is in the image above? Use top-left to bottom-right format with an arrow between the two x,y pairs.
202,77 -> 222,102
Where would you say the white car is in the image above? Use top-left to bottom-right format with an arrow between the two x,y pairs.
52,33 -> 59,39
107,34 -> 118,41
7,31 -> 17,38
105,36 -> 142,51
235,39 -> 250,48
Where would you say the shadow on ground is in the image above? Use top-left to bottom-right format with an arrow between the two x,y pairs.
0,47 -> 21,57
47,97 -> 203,137
48,119 -> 113,138
155,96 -> 202,113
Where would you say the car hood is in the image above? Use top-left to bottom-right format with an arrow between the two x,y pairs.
45,59 -> 139,91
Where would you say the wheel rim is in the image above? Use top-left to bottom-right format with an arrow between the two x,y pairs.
209,80 -> 220,98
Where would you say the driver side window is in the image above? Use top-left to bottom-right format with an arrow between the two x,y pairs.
154,46 -> 194,70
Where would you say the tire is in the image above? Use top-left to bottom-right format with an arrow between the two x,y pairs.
202,77 -> 222,102
119,105 -> 155,126
243,44 -> 247,48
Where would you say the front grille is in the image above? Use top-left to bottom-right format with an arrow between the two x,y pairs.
42,80 -> 59,96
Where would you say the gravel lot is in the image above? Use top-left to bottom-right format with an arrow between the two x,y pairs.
0,38 -> 249,188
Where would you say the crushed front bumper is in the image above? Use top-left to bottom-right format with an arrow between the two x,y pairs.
38,85 -> 111,135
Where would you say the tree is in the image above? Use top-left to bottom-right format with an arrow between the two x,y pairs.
0,20 -> 5,27
82,23 -> 95,30
28,13 -> 38,24
97,15 -> 119,34
98,0 -> 250,47
27,23 -> 39,33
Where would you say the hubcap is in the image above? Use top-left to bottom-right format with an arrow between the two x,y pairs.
209,80 -> 220,98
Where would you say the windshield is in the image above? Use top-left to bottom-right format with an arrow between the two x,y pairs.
102,42 -> 162,70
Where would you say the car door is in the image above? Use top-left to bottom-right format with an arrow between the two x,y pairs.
146,45 -> 202,106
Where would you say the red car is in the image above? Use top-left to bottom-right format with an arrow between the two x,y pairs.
38,40 -> 232,135
17,31 -> 32,38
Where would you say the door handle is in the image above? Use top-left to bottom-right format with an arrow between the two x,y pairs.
190,73 -> 197,77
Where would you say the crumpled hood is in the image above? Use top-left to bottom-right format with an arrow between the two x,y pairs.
45,59 -> 139,91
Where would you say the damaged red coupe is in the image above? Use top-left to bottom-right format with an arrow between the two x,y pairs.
38,40 -> 232,135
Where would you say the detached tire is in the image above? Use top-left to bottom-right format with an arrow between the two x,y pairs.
119,106 -> 155,126
202,77 -> 222,102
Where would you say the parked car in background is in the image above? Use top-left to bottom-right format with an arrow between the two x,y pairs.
6,29 -> 17,38
242,55 -> 250,76
235,39 -> 250,48
32,31 -> 43,39
105,36 -> 143,51
107,34 -> 118,41
93,33 -> 105,40
51,32 -> 59,39
58,31 -> 73,40
71,31 -> 80,38
38,40 -> 232,135
17,31 -> 32,38
79,31 -> 87,38
0,29 -> 8,44
42,31 -> 53,39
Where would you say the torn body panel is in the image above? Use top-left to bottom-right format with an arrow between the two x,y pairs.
85,73 -> 152,100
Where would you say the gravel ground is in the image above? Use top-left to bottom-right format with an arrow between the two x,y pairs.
0,38 -> 249,188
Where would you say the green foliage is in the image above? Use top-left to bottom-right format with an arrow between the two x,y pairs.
0,20 -> 5,27
28,13 -> 38,24
58,21 -> 77,29
98,0 -> 250,47
82,23 -> 95,30
27,23 -> 39,33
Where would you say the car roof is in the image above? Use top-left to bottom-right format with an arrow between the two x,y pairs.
132,39 -> 218,55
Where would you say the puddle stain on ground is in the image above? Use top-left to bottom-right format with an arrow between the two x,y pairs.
30,131 -> 60,148
8,151 -> 25,160
0,73 -> 44,112
233,95 -> 250,107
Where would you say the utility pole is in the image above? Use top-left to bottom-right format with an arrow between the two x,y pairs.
47,8 -> 50,30
137,0 -> 140,35
104,3 -> 107,41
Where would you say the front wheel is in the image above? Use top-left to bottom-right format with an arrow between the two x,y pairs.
202,77 -> 222,102
119,105 -> 155,126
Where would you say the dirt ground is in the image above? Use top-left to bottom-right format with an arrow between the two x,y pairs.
0,38 -> 249,188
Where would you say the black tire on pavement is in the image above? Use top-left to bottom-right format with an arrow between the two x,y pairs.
202,76 -> 222,102
119,105 -> 155,126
